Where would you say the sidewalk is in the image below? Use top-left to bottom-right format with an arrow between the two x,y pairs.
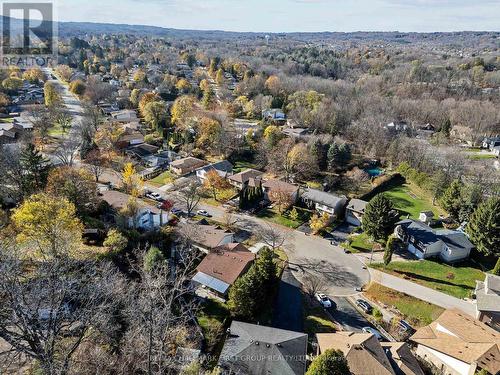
369,269 -> 476,317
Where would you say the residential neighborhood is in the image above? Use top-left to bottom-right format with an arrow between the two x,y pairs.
0,4 -> 499,375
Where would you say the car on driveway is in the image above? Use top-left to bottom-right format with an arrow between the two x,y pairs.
197,209 -> 212,217
362,327 -> 383,341
315,293 -> 332,308
145,192 -> 163,201
356,299 -> 373,314
171,208 -> 183,215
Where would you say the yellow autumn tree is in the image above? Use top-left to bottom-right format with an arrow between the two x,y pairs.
11,193 -> 84,258
122,163 -> 143,196
309,212 -> 330,234
171,95 -> 196,128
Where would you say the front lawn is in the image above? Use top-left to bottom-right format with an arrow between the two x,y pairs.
232,160 -> 258,173
371,260 -> 485,299
344,232 -> 383,253
303,296 -> 337,337
257,207 -> 302,228
364,282 -> 444,327
380,182 -> 445,220
467,153 -> 496,160
148,171 -> 176,187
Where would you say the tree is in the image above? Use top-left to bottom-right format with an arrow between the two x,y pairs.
2,76 -> 23,92
45,167 -> 99,216
228,266 -> 261,319
257,224 -> 287,250
466,197 -> 499,257
44,81 -> 61,107
492,258 -> 500,276
22,67 -> 44,83
120,197 -> 141,229
202,86 -> 215,109
263,125 -> 282,147
143,101 -> 167,131
122,163 -> 143,196
179,182 -> 201,216
85,149 -> 108,182
171,95 -> 195,128
268,188 -> 294,214
69,79 -> 86,96
302,274 -> 327,297
384,235 -> 397,267
306,349 -> 350,375
144,246 -> 167,272
440,179 -> 463,221
255,247 -> 277,288
19,143 -> 51,197
11,193 -> 84,258
310,212 -> 330,234
55,64 -> 73,82
0,256 -> 124,375
363,194 -> 396,241
54,133 -> 81,166
204,169 -> 230,201
196,117 -> 223,152
103,228 -> 128,254
327,143 -> 340,170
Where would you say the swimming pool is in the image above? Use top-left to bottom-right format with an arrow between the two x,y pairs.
365,167 -> 383,177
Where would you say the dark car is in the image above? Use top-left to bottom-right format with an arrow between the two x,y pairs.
356,299 -> 373,314
398,320 -> 414,333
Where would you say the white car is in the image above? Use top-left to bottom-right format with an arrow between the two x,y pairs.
197,209 -> 212,217
145,192 -> 162,201
315,293 -> 332,308
362,327 -> 383,341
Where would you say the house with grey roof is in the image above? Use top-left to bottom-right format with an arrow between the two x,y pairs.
475,274 -> 500,331
394,219 -> 474,263
195,160 -> 233,182
301,188 -> 348,219
346,198 -> 368,226
218,321 -> 307,375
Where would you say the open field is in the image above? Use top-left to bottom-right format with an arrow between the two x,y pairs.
371,260 -> 484,299
364,282 -> 444,327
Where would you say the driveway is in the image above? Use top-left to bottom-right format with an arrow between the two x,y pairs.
272,269 -> 303,332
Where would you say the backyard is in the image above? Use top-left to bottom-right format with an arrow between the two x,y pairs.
364,282 -> 444,327
371,260 -> 485,299
148,170 -> 176,187
379,182 -> 446,220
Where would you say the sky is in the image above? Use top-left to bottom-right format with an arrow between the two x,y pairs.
53,0 -> 500,32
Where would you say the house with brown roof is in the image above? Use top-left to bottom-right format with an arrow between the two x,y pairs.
316,332 -> 424,375
181,222 -> 234,253
170,157 -> 208,176
263,179 -> 299,206
191,243 -> 255,297
228,168 -> 263,190
410,309 -> 500,375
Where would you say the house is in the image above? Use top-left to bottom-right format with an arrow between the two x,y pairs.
0,129 -> 16,145
117,131 -> 144,149
126,143 -> 159,160
191,243 -> 254,297
316,332 -> 424,375
345,198 -> 368,226
482,136 -> 500,150
410,309 -> 500,375
183,222 -> 234,252
301,188 -> 348,219
195,160 -> 233,182
228,168 -> 263,190
418,211 -> 435,225
475,274 -> 500,331
110,109 -> 139,124
218,321 -> 307,375
101,190 -> 168,230
262,108 -> 287,124
170,157 -> 207,176
394,219 -> 474,263
385,121 -> 409,133
282,127 -> 309,138
263,179 -> 299,206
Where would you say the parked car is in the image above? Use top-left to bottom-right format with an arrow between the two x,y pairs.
315,293 -> 332,308
171,208 -> 183,215
145,192 -> 163,201
197,209 -> 212,217
356,299 -> 373,314
398,320 -> 414,333
362,327 -> 383,341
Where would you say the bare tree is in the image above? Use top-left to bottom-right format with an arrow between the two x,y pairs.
302,273 -> 327,298
84,149 -> 108,182
0,255 -> 125,375
54,132 -> 81,167
257,223 -> 288,250
178,182 -> 202,216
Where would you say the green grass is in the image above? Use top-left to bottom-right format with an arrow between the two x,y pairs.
148,171 -> 176,187
365,282 -> 444,327
47,124 -> 68,138
345,232 -> 382,253
232,160 -> 257,173
371,260 -> 485,299
303,298 -> 337,336
257,207 -> 301,228
197,299 -> 230,329
380,182 -> 444,220
467,154 -> 496,160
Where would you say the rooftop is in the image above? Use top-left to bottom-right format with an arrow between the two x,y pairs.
475,274 -> 500,313
302,188 -> 348,209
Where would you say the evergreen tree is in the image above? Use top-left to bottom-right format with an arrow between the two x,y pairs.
311,139 -> 327,170
363,194 -> 396,241
440,179 -> 463,221
384,235 -> 397,267
327,143 -> 340,170
441,118 -> 451,137
144,246 -> 167,272
306,349 -> 350,375
466,197 -> 499,257
492,258 -> 500,276
255,247 -> 277,288
228,267 -> 261,319
20,144 -> 50,197
459,184 -> 483,223
338,143 -> 352,164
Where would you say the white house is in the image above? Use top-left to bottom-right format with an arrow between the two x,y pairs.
394,219 -> 473,263
345,198 -> 368,226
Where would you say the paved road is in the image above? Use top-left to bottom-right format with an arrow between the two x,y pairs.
272,269 -> 303,332
329,297 -> 373,332
370,268 -> 476,317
